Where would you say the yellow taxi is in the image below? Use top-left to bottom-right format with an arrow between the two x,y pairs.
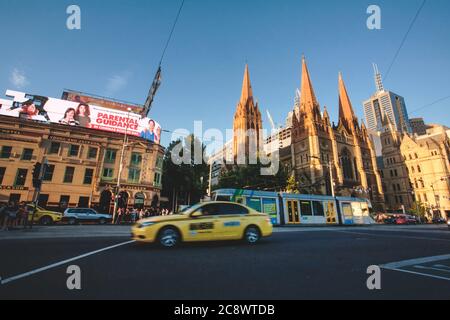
26,204 -> 63,225
132,202 -> 273,247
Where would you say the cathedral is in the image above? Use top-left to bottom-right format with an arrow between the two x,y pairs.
232,64 -> 263,162
290,57 -> 385,209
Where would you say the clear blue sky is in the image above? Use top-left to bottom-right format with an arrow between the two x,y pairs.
1,0 -> 449,148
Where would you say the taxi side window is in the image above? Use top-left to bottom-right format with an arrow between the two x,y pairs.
218,204 -> 249,215
200,204 -> 219,216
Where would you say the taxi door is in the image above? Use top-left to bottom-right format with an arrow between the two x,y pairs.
184,203 -> 220,242
214,203 -> 248,240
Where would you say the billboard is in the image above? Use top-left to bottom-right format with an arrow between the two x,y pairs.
0,90 -> 162,145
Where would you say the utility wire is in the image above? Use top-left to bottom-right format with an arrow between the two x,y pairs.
409,94 -> 450,115
159,0 -> 186,66
384,0 -> 427,82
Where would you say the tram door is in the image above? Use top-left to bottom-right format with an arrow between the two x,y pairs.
286,200 -> 300,224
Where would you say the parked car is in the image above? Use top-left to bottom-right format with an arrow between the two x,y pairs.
432,217 -> 447,224
63,208 -> 112,225
383,215 -> 397,225
26,204 -> 62,225
395,214 -> 418,225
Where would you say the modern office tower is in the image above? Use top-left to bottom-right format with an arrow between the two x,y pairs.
363,64 -> 412,134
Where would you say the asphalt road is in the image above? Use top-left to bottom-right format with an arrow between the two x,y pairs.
1,225 -> 450,300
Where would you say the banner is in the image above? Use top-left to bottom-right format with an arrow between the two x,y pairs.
0,90 -> 162,145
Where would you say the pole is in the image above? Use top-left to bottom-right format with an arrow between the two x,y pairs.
329,160 -> 335,198
112,108 -> 131,224
208,158 -> 213,198
30,157 -> 47,229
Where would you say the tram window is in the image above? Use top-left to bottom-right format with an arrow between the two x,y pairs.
300,201 -> 312,216
312,201 -> 325,216
216,195 -> 231,202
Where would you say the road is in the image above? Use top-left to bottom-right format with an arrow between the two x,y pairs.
0,225 -> 449,300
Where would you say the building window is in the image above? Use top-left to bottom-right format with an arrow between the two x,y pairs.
49,142 -> 61,155
414,153 -> 418,159
300,201 -> 313,216
104,149 -> 117,164
68,145 -> 80,157
397,184 -> 401,191
78,197 -> 90,208
417,165 -> 421,173
394,169 -> 398,177
424,194 -> 428,202
392,184 -> 396,191
63,167 -> 75,183
130,153 -> 142,166
38,194 -> 49,208
9,194 -> 21,204
411,166 -> 415,173
43,165 -> 55,181
102,168 -> 114,179
154,172 -> 161,186
87,147 -> 98,159
83,168 -> 94,185
21,148 -> 34,161
0,146 -> 12,159
0,167 -> 5,184
60,195 -> 70,209
14,169 -> 28,186
128,168 -> 141,183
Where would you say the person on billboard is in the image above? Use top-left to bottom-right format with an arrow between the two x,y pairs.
10,96 -> 51,122
140,119 -> 156,142
75,103 -> 91,128
155,125 -> 162,145
59,108 -> 80,126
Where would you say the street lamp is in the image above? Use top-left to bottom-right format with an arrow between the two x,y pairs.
112,107 -> 132,224
310,156 -> 335,198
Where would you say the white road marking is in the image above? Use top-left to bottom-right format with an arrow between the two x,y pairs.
414,265 -> 450,274
380,254 -> 450,282
381,254 -> 450,269
381,266 -> 450,282
0,240 -> 135,286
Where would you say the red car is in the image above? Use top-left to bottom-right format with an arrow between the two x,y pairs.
395,214 -> 418,225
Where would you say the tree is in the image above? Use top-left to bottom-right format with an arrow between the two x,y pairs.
215,163 -> 288,191
162,135 -> 209,211
411,201 -> 428,223
286,174 -> 300,194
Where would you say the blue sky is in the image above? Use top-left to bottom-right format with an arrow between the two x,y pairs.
1,0 -> 449,148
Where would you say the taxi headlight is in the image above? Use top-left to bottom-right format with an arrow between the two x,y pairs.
139,221 -> 157,228
447,220 -> 450,225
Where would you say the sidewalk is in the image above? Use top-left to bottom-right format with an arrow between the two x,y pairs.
0,223 -> 446,241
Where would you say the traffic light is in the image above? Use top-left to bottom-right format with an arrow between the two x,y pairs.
32,162 -> 42,189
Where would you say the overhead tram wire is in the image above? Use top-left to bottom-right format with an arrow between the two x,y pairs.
384,0 -> 427,82
409,94 -> 450,115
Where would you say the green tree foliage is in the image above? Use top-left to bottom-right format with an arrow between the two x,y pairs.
162,135 -> 209,210
215,163 -> 288,191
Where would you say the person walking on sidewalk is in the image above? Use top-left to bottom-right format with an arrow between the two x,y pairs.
3,201 -> 19,231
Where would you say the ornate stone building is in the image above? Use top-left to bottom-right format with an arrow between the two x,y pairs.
291,57 -> 384,209
0,115 -> 164,213
233,65 -> 262,162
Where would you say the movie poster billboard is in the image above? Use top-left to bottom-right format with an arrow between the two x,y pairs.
0,90 -> 162,145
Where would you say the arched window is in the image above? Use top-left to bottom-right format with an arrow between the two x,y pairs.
341,148 -> 354,180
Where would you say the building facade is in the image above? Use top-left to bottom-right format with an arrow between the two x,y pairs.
379,115 -> 414,211
0,115 -> 164,213
290,57 -> 384,209
410,117 -> 428,136
363,64 -> 412,134
233,65 -> 263,161
400,125 -> 450,219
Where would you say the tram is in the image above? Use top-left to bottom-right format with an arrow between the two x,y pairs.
211,189 -> 375,226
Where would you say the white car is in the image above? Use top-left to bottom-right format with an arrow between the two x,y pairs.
63,208 -> 112,225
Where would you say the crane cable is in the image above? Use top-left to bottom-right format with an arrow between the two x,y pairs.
159,0 -> 186,66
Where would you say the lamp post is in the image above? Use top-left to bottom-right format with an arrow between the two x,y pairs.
112,108 -> 132,224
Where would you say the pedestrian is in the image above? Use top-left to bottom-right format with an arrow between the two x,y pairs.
0,203 -> 6,231
131,208 -> 137,223
117,208 -> 123,225
4,201 -> 19,231
18,202 -> 28,228
139,209 -> 145,221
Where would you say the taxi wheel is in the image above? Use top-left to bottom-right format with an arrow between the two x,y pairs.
243,226 -> 261,244
39,216 -> 53,226
158,227 -> 181,248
